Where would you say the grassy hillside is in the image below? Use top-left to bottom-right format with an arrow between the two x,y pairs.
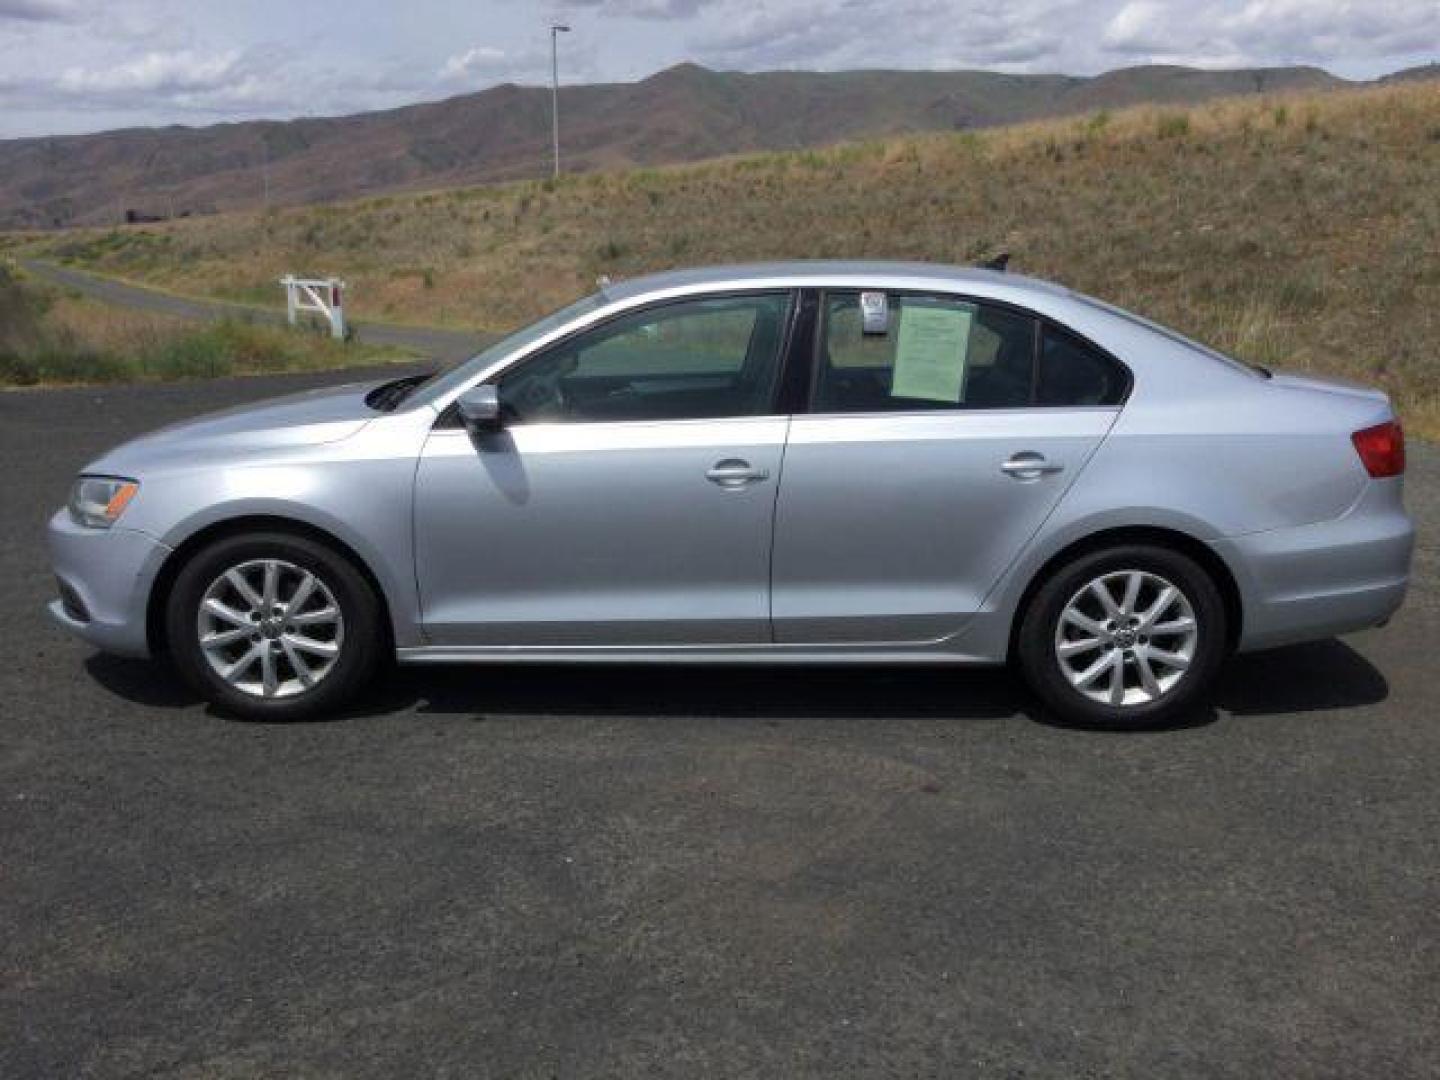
0,63 -> 1349,229
22,80 -> 1440,433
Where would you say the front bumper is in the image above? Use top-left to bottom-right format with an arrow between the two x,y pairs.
1213,479 -> 1414,652
46,510 -> 172,658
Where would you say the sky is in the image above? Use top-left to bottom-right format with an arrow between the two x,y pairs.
0,0 -> 1435,138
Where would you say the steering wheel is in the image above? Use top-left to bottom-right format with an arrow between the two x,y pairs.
508,353 -> 576,420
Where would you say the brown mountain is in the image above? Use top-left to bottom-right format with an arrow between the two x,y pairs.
0,62 -> 1357,230
1380,63 -> 1440,84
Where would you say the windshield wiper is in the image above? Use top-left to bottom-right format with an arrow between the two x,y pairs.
365,372 -> 434,411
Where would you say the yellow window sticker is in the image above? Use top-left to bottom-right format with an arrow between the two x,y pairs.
890,304 -> 973,403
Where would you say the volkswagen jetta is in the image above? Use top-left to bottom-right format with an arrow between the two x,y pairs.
48,262 -> 1413,726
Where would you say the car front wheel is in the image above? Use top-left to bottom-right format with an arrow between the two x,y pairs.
1017,543 -> 1228,728
165,531 -> 382,720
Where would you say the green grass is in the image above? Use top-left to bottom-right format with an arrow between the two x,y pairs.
0,266 -> 411,387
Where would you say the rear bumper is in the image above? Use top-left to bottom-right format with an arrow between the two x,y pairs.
46,510 -> 171,658
1213,479 -> 1414,652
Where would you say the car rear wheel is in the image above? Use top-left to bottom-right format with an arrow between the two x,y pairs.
165,531 -> 382,720
1017,544 -> 1227,729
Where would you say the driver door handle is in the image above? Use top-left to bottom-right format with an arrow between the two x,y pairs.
706,459 -> 770,489
1001,452 -> 1065,480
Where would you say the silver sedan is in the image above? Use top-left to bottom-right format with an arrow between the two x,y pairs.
47,262 -> 1414,726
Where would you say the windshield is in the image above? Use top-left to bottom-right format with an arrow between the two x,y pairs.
413,290 -> 609,405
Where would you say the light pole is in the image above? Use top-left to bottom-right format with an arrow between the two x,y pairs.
550,23 -> 570,179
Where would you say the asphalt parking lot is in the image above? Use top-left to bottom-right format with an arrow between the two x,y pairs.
3,369 -> 1438,1078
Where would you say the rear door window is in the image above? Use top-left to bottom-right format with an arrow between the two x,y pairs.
814,292 -> 1037,413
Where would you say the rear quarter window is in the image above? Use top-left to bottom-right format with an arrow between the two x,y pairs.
1037,325 -> 1129,407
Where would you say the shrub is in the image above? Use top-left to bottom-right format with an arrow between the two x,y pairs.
596,238 -> 628,262
1156,113 -> 1191,140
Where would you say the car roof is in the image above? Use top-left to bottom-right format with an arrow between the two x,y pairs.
600,261 -> 1075,303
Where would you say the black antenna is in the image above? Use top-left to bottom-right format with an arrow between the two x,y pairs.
978,252 -> 1010,273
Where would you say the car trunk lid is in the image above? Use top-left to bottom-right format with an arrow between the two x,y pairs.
1267,370 -> 1390,405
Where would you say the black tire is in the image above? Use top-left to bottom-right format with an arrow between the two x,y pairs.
1016,543 -> 1228,729
165,531 -> 383,721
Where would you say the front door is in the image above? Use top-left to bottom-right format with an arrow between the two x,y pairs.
770,289 -> 1125,644
414,291 -> 795,646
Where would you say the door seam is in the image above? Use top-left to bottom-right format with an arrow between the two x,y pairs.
765,416 -> 794,644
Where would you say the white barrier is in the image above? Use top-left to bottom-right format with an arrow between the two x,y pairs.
280,275 -> 346,339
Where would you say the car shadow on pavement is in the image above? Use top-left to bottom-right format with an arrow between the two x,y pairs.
1214,638 -> 1389,715
387,664 -> 1030,721
85,653 -> 202,709
84,652 -> 1025,721
84,636 -> 1387,726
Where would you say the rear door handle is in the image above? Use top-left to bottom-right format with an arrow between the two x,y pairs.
706,459 -> 770,488
1001,452 -> 1064,480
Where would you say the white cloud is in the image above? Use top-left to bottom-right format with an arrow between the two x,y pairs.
0,0 -> 77,22
1227,0 -> 1440,58
555,0 -> 710,18
1104,0 -> 1440,65
433,38 -> 604,90
0,0 -> 1434,137
0,43 -> 391,122
438,44 -> 544,85
56,49 -> 242,95
441,45 -> 508,80
688,0 -> 1073,72
1102,1 -> 1170,52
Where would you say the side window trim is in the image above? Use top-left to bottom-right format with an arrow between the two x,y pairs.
776,287 -> 819,416
1029,314 -> 1044,407
801,288 -> 1132,416
806,287 -> 830,415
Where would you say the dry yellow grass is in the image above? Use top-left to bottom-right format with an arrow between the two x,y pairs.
0,268 -> 410,386
18,79 -> 1440,432
43,292 -> 190,353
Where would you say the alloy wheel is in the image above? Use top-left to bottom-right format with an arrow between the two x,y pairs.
196,558 -> 345,699
1053,569 -> 1199,708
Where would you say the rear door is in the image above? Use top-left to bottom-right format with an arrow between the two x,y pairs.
770,289 -> 1126,644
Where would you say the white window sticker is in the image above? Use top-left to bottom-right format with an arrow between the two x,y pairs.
860,291 -> 889,335
890,304 -> 973,403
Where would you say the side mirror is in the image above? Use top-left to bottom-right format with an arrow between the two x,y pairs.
456,385 -> 502,435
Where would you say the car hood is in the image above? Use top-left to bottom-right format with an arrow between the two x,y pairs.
86,380 -> 382,473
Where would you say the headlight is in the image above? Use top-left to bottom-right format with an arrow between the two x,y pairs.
68,476 -> 140,529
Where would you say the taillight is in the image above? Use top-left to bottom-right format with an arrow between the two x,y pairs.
1351,420 -> 1405,478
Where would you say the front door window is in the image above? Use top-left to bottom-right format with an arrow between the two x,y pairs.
497,293 -> 793,424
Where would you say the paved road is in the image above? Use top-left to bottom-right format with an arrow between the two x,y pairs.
20,259 -> 491,364
3,371 -> 1438,1078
